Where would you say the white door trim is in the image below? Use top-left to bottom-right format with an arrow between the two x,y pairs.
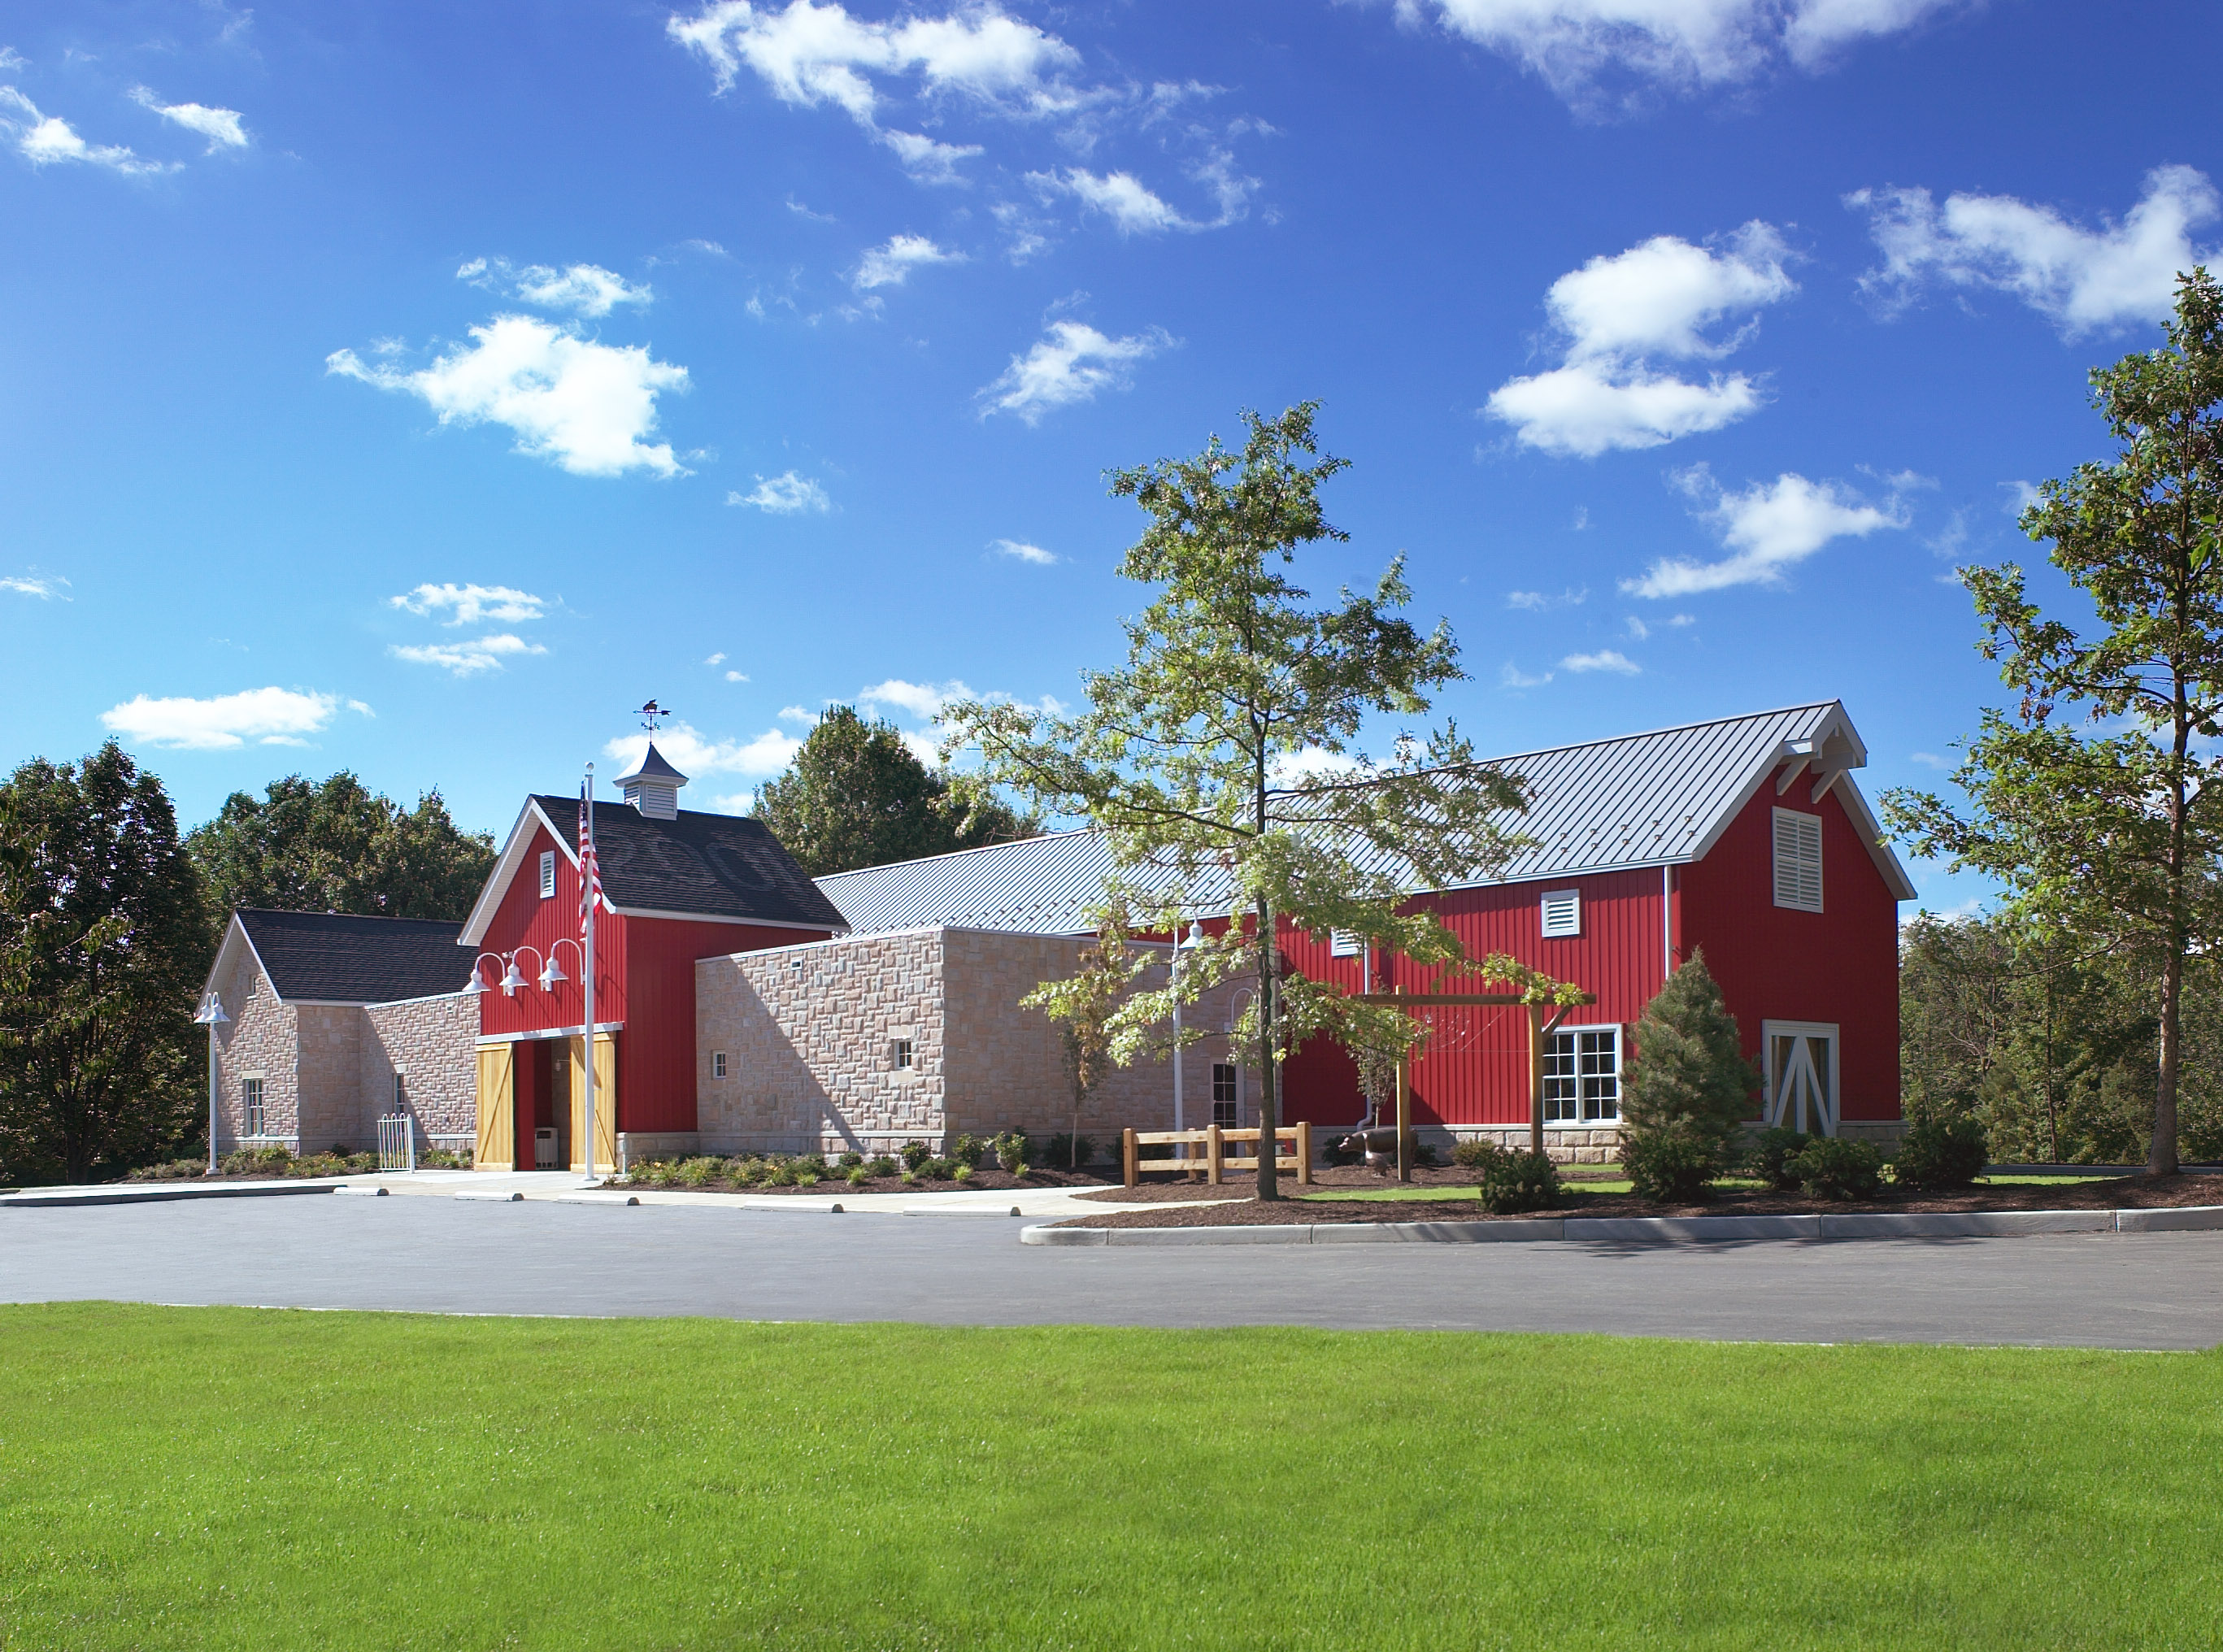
1762,1019 -> 1840,1137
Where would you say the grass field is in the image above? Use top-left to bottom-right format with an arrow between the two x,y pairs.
2,1305 -> 2216,1650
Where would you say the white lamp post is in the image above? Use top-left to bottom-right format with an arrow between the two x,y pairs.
1171,921 -> 1203,1150
193,991 -> 228,1175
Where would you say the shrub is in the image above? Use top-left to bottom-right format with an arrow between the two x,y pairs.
794,1154 -> 829,1179
128,1159 -> 206,1182
919,1157 -> 954,1180
951,1134 -> 988,1171
795,1169 -> 821,1187
901,1141 -> 933,1171
838,1150 -> 864,1169
1618,952 -> 1760,1193
992,1131 -> 1028,1172
1040,1132 -> 1094,1171
1011,1161 -> 1032,1179
1464,1141 -> 1563,1214
1451,1137 -> 1503,1169
865,1155 -> 897,1178
1744,1128 -> 1811,1191
951,1163 -> 973,1184
1786,1137 -> 1884,1200
419,1147 -> 468,1170
679,1157 -> 720,1188
899,1167 -> 917,1185
1893,1112 -> 1989,1190
1624,1124 -> 1721,1203
846,1167 -> 869,1189
1410,1141 -> 1439,1169
763,1162 -> 797,1188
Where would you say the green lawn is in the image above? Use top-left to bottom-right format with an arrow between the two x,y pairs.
1,1305 -> 2216,1649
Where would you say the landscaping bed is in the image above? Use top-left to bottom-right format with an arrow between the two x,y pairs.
614,1139 -> 1112,1195
1058,1166 -> 2220,1227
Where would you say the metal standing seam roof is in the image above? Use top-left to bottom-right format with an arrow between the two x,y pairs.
814,702 -> 1912,937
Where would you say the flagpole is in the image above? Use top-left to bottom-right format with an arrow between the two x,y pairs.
581,763 -> 599,1186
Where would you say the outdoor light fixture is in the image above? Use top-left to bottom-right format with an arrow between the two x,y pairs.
500,958 -> 528,995
194,991 -> 228,1176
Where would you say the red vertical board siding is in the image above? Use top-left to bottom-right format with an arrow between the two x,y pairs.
1678,785 -> 1902,1121
474,818 -> 833,1134
1276,867 -> 1671,1128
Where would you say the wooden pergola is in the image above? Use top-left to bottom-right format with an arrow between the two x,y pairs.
1350,986 -> 1597,1180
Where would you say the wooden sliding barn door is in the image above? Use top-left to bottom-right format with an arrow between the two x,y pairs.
473,1043 -> 516,1170
563,1034 -> 620,1172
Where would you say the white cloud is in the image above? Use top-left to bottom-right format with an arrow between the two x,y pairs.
859,677 -> 968,720
977,320 -> 1172,424
0,50 -> 22,73
991,538 -> 1056,565
1270,747 -> 1367,785
1028,160 -> 1256,236
1850,166 -> 2219,336
729,470 -> 831,512
1624,615 -> 1649,640
2003,480 -> 2041,516
128,86 -> 248,150
1505,586 -> 1586,611
706,651 -> 727,666
605,719 -> 801,779
1486,223 -> 1793,456
778,705 -> 815,722
100,687 -> 360,750
1622,467 -> 1909,597
725,670 -> 750,682
459,257 -> 653,317
328,315 -> 689,478
853,233 -> 960,290
1500,662 -> 1555,689
389,634 -> 546,676
1561,649 -> 1640,674
1410,0 -> 1959,107
2,572 -> 67,599
0,87 -> 170,174
1910,750 -> 1951,769
879,128 -> 981,182
389,582 -> 545,625
667,0 -> 1081,139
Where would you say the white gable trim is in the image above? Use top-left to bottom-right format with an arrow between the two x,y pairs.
200,912 -> 278,1008
460,798 -> 584,948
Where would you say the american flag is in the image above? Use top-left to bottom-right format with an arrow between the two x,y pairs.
578,786 -> 602,937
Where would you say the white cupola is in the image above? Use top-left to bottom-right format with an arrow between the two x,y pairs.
616,741 -> 689,820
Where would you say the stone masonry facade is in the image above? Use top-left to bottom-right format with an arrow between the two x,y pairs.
210,937 -> 476,1154
695,926 -> 1244,1157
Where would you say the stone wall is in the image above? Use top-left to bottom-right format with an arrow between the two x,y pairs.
293,1004 -> 362,1153
696,927 -> 1245,1158
211,945 -> 297,1149
363,993 -> 479,1148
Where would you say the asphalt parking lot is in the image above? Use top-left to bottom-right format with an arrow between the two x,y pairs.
4,1193 -> 2221,1348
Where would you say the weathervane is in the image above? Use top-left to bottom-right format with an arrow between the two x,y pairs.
639,699 -> 671,733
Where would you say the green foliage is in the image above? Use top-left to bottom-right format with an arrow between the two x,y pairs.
1461,1141 -> 1563,1214
991,1131 -> 1027,1172
1886,271 -> 2223,1173
188,772 -> 494,922
947,403 -> 1530,1198
1745,1128 -> 1812,1191
1893,1113 -> 1990,1189
0,743 -> 211,1185
838,1150 -> 864,1168
901,1141 -> 933,1171
865,1154 -> 898,1178
1009,1161 -> 1031,1179
1616,952 -> 1758,1201
1786,1137 -> 1885,1200
750,706 -> 1037,876
951,1163 -> 972,1184
678,1156 -> 720,1188
1624,1124 -> 1721,1203
846,1167 -> 869,1189
1041,1132 -> 1094,1170
950,1134 -> 987,1171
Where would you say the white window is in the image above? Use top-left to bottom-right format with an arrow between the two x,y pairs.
241,1076 -> 267,1137
1329,929 -> 1361,958
1773,809 -> 1823,912
1542,1028 -> 1620,1124
1540,889 -> 1581,938
711,1051 -> 728,1080
1211,1063 -> 1240,1128
538,850 -> 556,900
892,1039 -> 913,1071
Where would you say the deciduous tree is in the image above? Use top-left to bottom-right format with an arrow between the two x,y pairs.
189,773 -> 494,921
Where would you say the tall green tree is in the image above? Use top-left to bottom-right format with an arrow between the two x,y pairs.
188,773 -> 495,921
751,705 -> 1038,876
947,403 -> 1529,1199
1886,269 -> 2223,1176
1617,952 -> 1760,1200
0,744 -> 211,1184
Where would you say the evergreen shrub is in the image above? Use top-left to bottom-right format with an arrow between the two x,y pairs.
865,1155 -> 898,1178
1624,1124 -> 1719,1203
1463,1141 -> 1563,1214
1786,1137 -> 1883,1199
1616,952 -> 1760,1202
1892,1113 -> 1989,1189
901,1141 -> 933,1171
1746,1128 -> 1811,1191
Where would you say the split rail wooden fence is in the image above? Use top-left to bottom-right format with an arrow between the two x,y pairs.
1122,1122 -> 1313,1188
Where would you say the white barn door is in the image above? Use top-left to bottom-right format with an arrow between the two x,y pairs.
1763,1021 -> 1839,1137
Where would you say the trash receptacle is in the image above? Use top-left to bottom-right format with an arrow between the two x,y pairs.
534,1128 -> 559,1170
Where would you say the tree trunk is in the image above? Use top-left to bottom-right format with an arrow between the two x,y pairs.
2153,944 -> 2183,1176
1255,897 -> 1279,1201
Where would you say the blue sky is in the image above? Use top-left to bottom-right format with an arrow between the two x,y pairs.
2,0 -> 2216,916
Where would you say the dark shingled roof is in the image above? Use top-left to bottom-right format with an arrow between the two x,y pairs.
237,909 -> 468,1004
532,797 -> 850,931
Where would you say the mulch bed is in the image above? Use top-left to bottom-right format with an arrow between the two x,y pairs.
619,1167 -> 1110,1196
1058,1167 -> 2223,1228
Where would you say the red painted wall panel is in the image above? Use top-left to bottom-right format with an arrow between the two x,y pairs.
476,822 -> 628,1036
1679,784 -> 1902,1122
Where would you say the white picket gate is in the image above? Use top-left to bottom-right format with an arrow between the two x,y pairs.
376,1113 -> 416,1173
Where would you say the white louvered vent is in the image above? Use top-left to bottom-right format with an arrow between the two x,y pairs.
1329,929 -> 1361,958
1773,808 -> 1823,912
1540,889 -> 1581,938
538,850 -> 556,899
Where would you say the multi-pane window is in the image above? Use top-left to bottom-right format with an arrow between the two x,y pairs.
392,1072 -> 407,1112
892,1039 -> 913,1070
241,1076 -> 267,1137
1211,1063 -> 1239,1128
1773,808 -> 1823,912
1542,1028 -> 1620,1124
712,1051 -> 728,1080
538,850 -> 556,900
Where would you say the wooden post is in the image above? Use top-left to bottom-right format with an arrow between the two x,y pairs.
1207,1124 -> 1224,1186
1296,1119 -> 1313,1185
1123,1127 -> 1138,1189
1528,1003 -> 1546,1159
1394,985 -> 1412,1182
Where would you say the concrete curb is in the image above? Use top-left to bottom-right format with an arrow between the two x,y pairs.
0,1180 -> 350,1209
1020,1204 -> 2223,1247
